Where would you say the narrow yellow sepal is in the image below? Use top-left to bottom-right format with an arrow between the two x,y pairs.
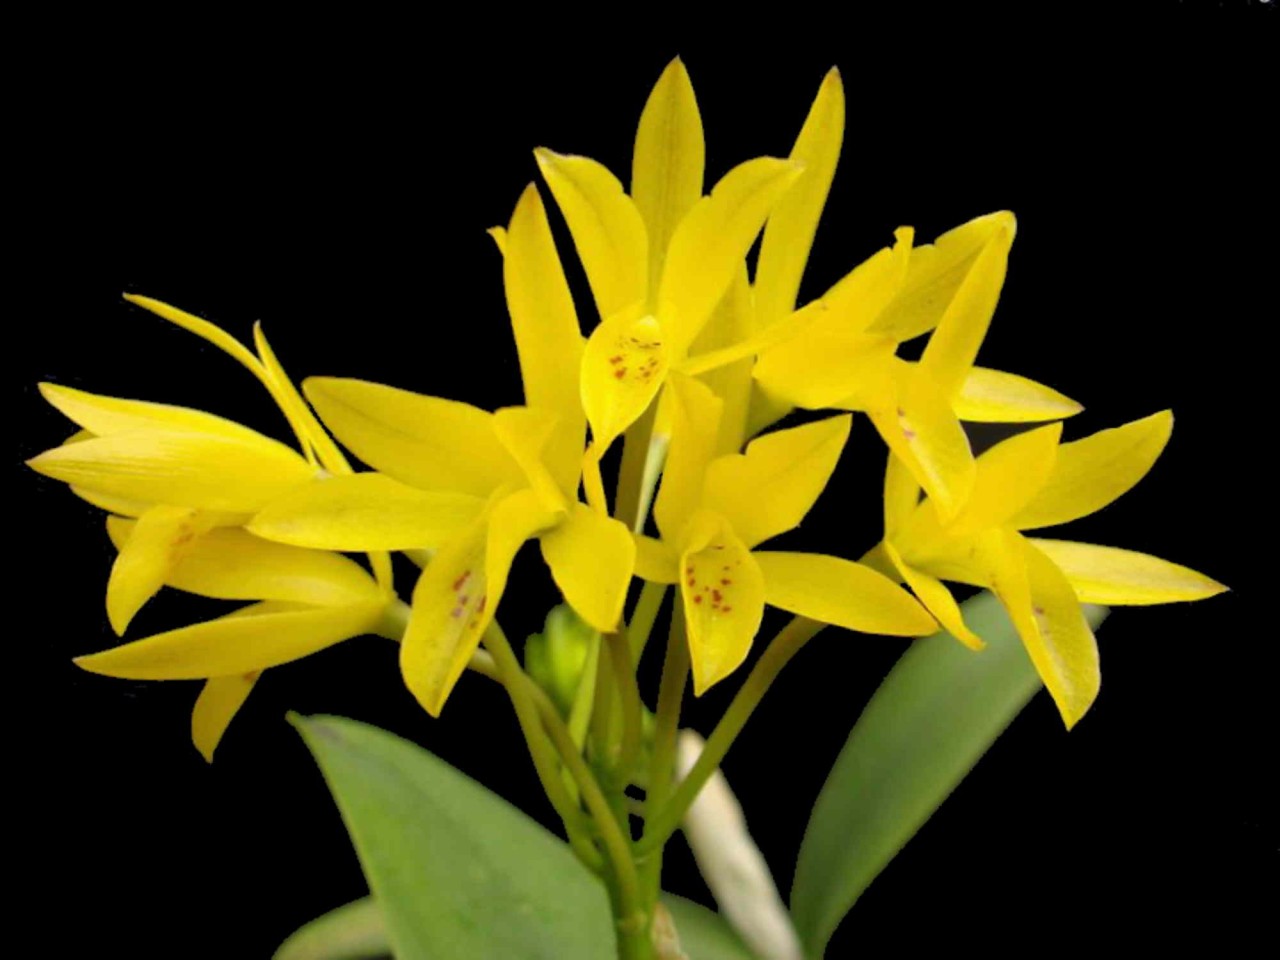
1013,411 -> 1173,530
106,505 -> 212,635
755,551 -> 937,636
192,671 -> 259,763
954,366 -> 1083,423
883,540 -> 985,651
75,599 -> 386,680
945,423 -> 1062,537
534,148 -> 649,320
654,375 -> 723,542
303,377 -> 522,498
539,503 -> 635,632
702,414 -> 850,549
632,57 -> 705,292
1029,539 -> 1227,605
39,383 -> 264,443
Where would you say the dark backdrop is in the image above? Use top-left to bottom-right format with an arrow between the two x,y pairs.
17,15 -> 1274,958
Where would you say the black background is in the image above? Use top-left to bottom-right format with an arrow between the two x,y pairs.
17,12 -> 1275,958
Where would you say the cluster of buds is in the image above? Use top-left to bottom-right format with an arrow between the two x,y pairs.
29,59 -> 1223,775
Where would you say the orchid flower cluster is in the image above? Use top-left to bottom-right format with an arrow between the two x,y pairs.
30,60 -> 1224,959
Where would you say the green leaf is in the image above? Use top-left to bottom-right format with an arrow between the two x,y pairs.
290,714 -> 615,960
274,897 -> 389,960
661,894 -> 758,960
790,592 -> 1108,956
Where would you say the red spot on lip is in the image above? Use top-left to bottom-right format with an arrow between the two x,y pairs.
721,605 -> 732,613
711,589 -> 722,603
451,571 -> 470,592
608,355 -> 624,364
693,595 -> 703,604
614,367 -> 628,379
687,578 -> 696,587
721,578 -> 731,586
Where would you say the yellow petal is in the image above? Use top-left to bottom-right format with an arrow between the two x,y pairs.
983,533 -> 1100,729
915,212 -> 1016,400
248,473 -> 485,551
882,540 -> 985,650
687,265 -> 756,455
945,423 -> 1062,537
74,599 -> 386,680
702,414 -> 850,548
303,378 -> 520,497
503,184 -> 587,495
869,373 -> 974,522
534,148 -> 649,319
38,383 -> 267,443
192,672 -> 259,763
755,551 -> 937,636
883,452 -> 921,539
679,513 -> 766,695
253,323 -> 350,472
401,489 -> 556,715
870,211 -> 1016,342
539,503 -> 636,632
28,428 -> 314,513
1013,411 -> 1173,530
71,485 -> 153,517
1029,539 -> 1227,605
487,226 -> 508,256
110,516 -> 384,606
492,406 -> 569,512
580,310 -> 670,450
754,67 -> 845,331
954,366 -> 1083,423
754,330 -> 897,410
654,375 -> 723,542
107,505 -> 212,635
659,157 -> 803,357
632,57 -> 705,291
634,533 -> 679,583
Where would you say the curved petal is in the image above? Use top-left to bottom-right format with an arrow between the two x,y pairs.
980,531 -> 1100,729
654,375 -> 722,542
492,406 -> 569,512
27,428 -> 314,513
74,600 -> 386,680
38,383 -> 266,443
883,453 -> 920,539
503,185 -> 586,495
1013,411 -> 1173,530
754,330 -> 897,410
303,377 -> 520,497
870,211 -> 1015,342
632,57 -> 705,291
754,67 -> 845,330
540,503 -> 635,632
534,149 -> 649,319
945,423 -> 1062,537
882,541 -> 984,651
192,671 -> 259,763
110,516 -> 383,606
915,212 -> 1016,401
702,414 -> 850,548
1029,539 -> 1227,605
755,551 -> 936,636
954,366 -> 1083,423
401,489 -> 557,716
249,474 -> 485,551
580,310 -> 670,450
253,323 -> 350,473
106,505 -> 212,635
679,513 -> 766,695
634,533 -> 679,583
659,157 -> 803,357
870,373 -> 974,523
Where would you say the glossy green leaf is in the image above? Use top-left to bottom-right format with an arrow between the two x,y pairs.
290,714 -> 615,959
274,897 -> 389,960
660,894 -> 758,960
790,592 -> 1108,956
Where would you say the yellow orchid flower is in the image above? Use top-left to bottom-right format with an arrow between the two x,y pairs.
875,412 -> 1226,728
248,185 -> 637,716
26,296 -> 392,634
741,67 -> 1081,521
632,375 -> 937,694
76,517 -> 390,761
533,61 -> 804,499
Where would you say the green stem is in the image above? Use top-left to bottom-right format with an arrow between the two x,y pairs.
637,616 -> 824,858
639,601 -> 690,900
628,580 -> 668,665
479,622 -> 602,872
605,630 -> 643,775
